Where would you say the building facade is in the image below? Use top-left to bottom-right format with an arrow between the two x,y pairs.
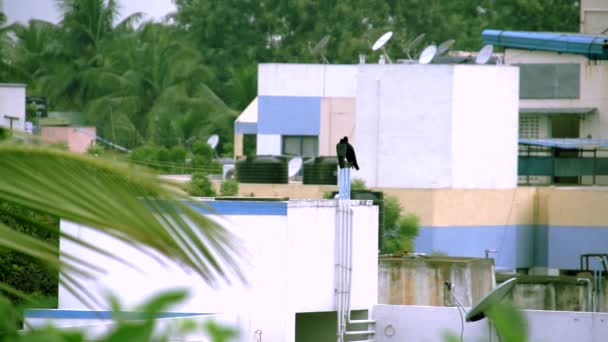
54,199 -> 379,342
0,83 -> 26,132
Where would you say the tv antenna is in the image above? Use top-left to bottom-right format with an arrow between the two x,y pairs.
418,44 -> 437,64
288,157 -> 303,178
403,33 -> 426,60
436,39 -> 455,56
372,31 -> 393,64
475,44 -> 494,65
309,35 -> 330,64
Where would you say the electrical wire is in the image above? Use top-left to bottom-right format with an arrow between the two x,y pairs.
456,303 -> 465,342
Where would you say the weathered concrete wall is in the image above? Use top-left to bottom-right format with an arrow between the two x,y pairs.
499,274 -> 608,312
378,256 -> 494,307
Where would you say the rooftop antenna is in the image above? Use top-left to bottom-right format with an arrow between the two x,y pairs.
403,33 -> 426,60
310,35 -> 330,64
436,39 -> 455,56
418,44 -> 437,64
372,31 -> 393,64
207,134 -> 220,158
288,156 -> 303,178
475,44 -> 494,65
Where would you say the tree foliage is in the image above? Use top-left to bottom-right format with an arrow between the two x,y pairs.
1,1 -> 236,154
381,195 -> 420,254
1,1 -> 580,156
0,203 -> 58,304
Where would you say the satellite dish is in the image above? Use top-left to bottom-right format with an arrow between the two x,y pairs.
404,33 -> 426,59
418,45 -> 437,64
207,134 -> 219,150
310,35 -> 330,64
372,31 -> 393,64
372,31 -> 393,51
288,157 -> 303,177
466,278 -> 518,322
436,39 -> 455,56
475,44 -> 494,65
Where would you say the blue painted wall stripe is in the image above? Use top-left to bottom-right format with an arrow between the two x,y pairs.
24,310 -> 211,319
258,96 -> 321,135
235,122 -> 258,134
416,225 -> 608,270
189,201 -> 288,216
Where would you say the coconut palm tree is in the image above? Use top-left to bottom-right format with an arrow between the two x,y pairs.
0,143 -> 242,303
84,22 -> 236,150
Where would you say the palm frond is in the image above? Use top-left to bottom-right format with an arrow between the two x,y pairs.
0,147 -> 244,302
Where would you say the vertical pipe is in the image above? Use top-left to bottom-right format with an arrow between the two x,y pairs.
342,198 -> 348,334
334,175 -> 343,342
346,206 -> 354,323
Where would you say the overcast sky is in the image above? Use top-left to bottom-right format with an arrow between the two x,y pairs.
3,0 -> 176,25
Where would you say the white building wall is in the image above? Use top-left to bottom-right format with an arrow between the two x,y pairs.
451,65 -> 519,188
355,65 -> 455,188
355,64 -> 518,189
0,84 -> 26,131
256,134 -> 282,155
286,202 -> 378,313
258,64 -> 357,97
374,304 -> 608,342
58,200 -> 378,342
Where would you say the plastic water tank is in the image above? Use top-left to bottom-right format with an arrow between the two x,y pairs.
303,156 -> 338,185
236,155 -> 288,184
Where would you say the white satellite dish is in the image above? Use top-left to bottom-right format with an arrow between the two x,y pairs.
372,31 -> 393,51
436,39 -> 455,56
372,31 -> 393,64
288,157 -> 303,177
418,45 -> 437,64
207,134 -> 219,149
475,44 -> 494,65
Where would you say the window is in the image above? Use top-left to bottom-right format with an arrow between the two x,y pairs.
519,64 -> 580,99
282,136 -> 318,157
243,134 -> 256,156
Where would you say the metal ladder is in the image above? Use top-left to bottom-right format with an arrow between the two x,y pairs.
336,167 -> 376,342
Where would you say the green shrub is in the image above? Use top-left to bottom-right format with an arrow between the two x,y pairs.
191,155 -> 222,174
381,195 -> 420,254
323,191 -> 335,199
351,178 -> 367,191
192,140 -> 215,160
220,180 -> 239,196
86,144 -> 104,156
188,172 -> 215,197
0,127 -> 9,141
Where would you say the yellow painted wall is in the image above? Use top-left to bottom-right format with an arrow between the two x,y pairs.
219,181 -> 608,227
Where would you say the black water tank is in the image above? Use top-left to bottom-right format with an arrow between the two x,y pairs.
236,155 -> 288,184
303,156 -> 338,185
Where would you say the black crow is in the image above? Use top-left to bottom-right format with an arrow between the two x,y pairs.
336,137 -> 347,168
344,137 -> 359,170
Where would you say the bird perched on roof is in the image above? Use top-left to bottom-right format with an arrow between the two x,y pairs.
343,136 -> 359,170
336,137 -> 347,168
337,137 -> 359,170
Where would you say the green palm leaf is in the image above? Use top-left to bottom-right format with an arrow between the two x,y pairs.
0,146 -> 243,302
